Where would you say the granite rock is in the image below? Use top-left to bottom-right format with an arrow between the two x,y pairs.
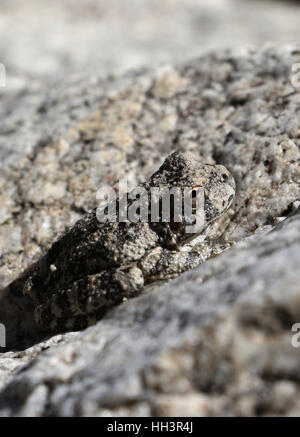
0,45 -> 300,415
1,46 -> 299,289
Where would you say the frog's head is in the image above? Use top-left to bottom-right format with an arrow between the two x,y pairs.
148,151 -> 236,249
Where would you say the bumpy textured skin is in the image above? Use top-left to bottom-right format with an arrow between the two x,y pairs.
8,152 -> 235,335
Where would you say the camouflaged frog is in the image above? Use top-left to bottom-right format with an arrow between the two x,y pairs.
7,151 -> 235,335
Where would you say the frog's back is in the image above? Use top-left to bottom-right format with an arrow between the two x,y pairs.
20,212 -> 159,300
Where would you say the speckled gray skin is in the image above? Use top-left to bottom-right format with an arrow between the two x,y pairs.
7,151 -> 235,336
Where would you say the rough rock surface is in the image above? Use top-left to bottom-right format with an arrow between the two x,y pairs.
0,45 -> 300,416
2,0 -> 300,163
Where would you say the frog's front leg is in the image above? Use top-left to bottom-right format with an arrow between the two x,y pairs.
140,243 -> 230,282
34,265 -> 144,334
